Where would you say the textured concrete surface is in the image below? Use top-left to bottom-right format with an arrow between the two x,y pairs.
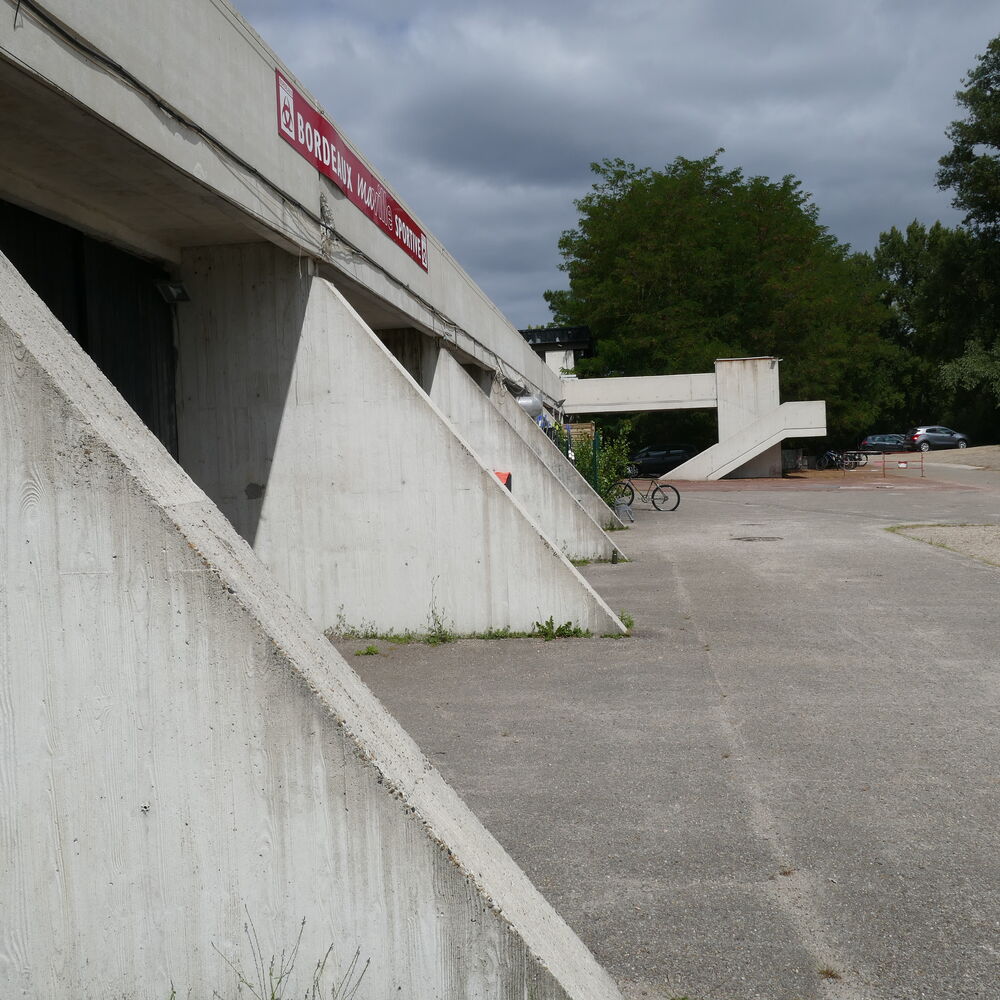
344,468 -> 1000,1000
429,347 -> 622,561
2,250 -> 621,1000
177,244 -> 622,636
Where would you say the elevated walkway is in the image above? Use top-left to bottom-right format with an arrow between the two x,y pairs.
561,358 -> 826,480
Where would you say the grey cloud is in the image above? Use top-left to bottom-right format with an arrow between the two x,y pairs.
238,0 -> 999,326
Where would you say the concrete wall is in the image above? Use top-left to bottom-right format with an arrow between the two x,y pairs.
427,347 -> 623,561
545,348 -> 575,374
0,249 -> 621,999
0,0 -> 560,404
175,243 -> 623,635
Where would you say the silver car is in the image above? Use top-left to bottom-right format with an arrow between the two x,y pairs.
904,426 -> 970,452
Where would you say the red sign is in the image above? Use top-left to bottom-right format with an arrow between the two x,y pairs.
275,71 -> 428,271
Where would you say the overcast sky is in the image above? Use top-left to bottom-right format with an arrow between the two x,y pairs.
240,0 -> 998,328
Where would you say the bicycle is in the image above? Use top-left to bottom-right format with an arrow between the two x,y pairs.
612,477 -> 680,511
816,449 -> 859,471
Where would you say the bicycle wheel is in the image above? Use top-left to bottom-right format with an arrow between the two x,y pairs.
855,451 -> 868,467
611,481 -> 634,506
841,454 -> 858,470
651,484 -> 680,511
816,453 -> 831,470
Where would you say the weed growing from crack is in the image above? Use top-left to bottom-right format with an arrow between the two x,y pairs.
424,603 -> 457,645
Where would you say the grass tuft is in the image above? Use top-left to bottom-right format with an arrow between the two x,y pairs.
531,616 -> 591,640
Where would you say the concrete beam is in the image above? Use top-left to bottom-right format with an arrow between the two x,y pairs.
175,244 -> 624,636
562,373 -> 718,413
0,248 -> 622,999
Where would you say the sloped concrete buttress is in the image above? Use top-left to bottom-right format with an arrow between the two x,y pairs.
488,385 -> 626,534
427,348 -> 623,561
0,250 -> 623,997
175,244 -> 623,635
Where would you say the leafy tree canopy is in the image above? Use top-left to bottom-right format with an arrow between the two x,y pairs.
937,36 -> 1000,234
917,35 -> 1000,428
545,153 -> 898,441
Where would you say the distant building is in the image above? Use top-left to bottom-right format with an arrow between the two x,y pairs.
520,325 -> 594,376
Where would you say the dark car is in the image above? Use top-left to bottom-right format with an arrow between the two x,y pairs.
859,433 -> 906,453
628,445 -> 697,477
903,425 -> 970,452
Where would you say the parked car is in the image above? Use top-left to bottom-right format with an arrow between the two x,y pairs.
628,445 -> 697,476
903,426 -> 970,452
859,433 -> 906,453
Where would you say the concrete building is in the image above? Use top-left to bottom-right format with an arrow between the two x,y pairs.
1,0 -> 624,996
520,326 -> 594,376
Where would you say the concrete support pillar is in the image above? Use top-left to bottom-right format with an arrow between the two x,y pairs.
715,357 -> 783,479
175,244 -> 622,635
0,248 -> 621,1000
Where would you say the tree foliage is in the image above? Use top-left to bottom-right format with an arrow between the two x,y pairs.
545,153 -> 898,441
937,36 -> 1000,235
926,35 -> 1000,424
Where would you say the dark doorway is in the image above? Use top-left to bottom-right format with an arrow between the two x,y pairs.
0,198 -> 178,457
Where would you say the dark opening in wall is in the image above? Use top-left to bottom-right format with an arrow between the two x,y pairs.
0,198 -> 178,457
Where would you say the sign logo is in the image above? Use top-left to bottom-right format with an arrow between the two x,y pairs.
278,76 -> 295,140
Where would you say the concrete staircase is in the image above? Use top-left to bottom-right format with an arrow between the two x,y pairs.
669,400 -> 826,480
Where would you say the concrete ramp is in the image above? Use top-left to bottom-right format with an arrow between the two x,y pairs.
0,250 -> 622,999
670,400 -> 827,480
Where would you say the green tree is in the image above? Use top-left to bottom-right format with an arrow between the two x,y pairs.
930,35 -> 1000,426
937,36 -> 1000,235
545,153 -> 899,441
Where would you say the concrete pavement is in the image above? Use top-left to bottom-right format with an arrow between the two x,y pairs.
340,469 -> 1000,999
